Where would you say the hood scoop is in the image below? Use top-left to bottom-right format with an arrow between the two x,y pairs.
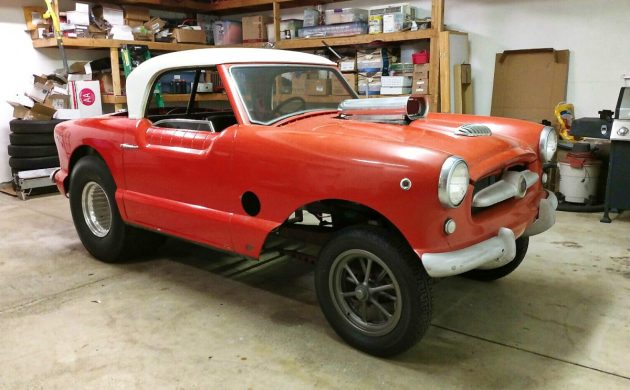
456,124 -> 493,137
338,95 -> 429,124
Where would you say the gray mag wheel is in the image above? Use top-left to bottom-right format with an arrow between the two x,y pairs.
315,226 -> 432,357
329,249 -> 403,337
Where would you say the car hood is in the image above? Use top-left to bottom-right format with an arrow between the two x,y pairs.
286,112 -> 540,180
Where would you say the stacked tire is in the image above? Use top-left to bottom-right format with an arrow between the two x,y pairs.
8,119 -> 63,172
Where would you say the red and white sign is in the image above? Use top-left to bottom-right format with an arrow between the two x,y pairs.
79,88 -> 96,106
69,80 -> 102,117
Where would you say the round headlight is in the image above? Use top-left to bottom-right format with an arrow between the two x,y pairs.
438,156 -> 470,208
539,126 -> 558,162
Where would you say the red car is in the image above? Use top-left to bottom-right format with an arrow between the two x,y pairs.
53,48 -> 557,356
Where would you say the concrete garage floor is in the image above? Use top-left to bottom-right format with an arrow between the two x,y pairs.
0,193 -> 629,389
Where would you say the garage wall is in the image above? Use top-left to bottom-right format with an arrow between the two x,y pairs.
0,0 -> 105,183
443,0 -> 630,118
1,0 -> 629,183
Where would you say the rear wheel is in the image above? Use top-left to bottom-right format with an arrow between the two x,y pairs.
69,155 -> 164,262
463,236 -> 529,281
315,226 -> 432,357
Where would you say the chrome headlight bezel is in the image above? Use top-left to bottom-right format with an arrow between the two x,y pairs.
539,126 -> 558,162
438,156 -> 470,208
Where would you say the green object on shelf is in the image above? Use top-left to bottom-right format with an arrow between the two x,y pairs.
121,44 -> 163,106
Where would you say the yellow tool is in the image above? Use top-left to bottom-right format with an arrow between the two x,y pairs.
43,0 -> 69,73
555,102 -> 581,141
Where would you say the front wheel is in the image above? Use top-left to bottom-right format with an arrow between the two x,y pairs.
315,226 -> 432,357
463,236 -> 529,281
69,155 -> 164,262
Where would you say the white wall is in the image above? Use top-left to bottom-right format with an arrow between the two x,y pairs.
0,0 -> 105,183
443,0 -> 630,117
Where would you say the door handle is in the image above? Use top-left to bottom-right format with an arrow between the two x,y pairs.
120,143 -> 139,150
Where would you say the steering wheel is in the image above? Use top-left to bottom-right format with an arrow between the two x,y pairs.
272,96 -> 306,115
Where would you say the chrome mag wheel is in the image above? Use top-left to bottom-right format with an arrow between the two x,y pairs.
81,181 -> 112,238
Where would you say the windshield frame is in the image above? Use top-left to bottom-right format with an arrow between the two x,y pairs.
227,64 -> 358,126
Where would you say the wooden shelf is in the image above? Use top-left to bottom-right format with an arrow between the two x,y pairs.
102,93 -> 228,104
276,29 -> 436,50
32,29 -> 435,52
33,29 -> 436,51
38,0 -> 444,111
33,37 -> 267,51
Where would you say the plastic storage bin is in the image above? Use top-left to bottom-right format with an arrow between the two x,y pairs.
213,20 -> 242,45
324,8 -> 368,25
298,22 -> 367,38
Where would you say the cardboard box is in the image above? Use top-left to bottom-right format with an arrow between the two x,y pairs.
44,93 -> 69,110
411,77 -> 429,94
338,57 -> 356,72
242,15 -> 273,43
357,48 -> 397,73
173,28 -> 207,43
491,49 -> 569,124
95,72 -> 114,94
26,103 -> 57,120
123,6 -> 150,22
125,19 -> 144,28
144,17 -> 166,33
306,79 -> 330,96
381,76 -> 412,87
69,80 -> 102,118
8,102 -> 31,119
358,74 -> 381,96
380,86 -> 411,95
412,63 -> 430,79
22,6 -> 48,31
28,75 -> 54,103
332,73 -> 357,95
291,74 -> 308,95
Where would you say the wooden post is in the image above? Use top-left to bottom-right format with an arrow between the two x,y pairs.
273,2 -> 281,44
432,0 -> 444,32
110,47 -> 124,111
429,33 -> 440,112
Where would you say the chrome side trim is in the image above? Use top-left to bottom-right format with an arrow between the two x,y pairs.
456,124 -> 492,137
422,227 -> 516,278
120,143 -> 139,150
523,190 -> 558,236
472,170 -> 539,208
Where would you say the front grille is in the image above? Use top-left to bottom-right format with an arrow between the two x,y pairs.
471,164 -> 530,214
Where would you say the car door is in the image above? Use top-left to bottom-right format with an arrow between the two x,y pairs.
121,116 -> 237,251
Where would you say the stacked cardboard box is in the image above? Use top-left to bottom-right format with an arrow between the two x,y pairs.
7,61 -> 104,121
411,63 -> 430,94
242,16 -> 273,43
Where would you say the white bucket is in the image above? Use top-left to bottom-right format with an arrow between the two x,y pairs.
558,161 -> 602,203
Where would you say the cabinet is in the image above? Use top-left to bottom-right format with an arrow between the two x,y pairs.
34,0 -> 445,111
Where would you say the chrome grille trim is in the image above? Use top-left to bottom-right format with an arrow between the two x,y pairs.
472,170 -> 539,208
456,124 -> 492,137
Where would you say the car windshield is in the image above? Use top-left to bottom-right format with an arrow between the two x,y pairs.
229,65 -> 357,125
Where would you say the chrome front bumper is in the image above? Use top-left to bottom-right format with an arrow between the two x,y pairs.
421,191 -> 557,278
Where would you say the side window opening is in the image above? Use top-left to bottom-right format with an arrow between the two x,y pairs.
145,66 -> 237,132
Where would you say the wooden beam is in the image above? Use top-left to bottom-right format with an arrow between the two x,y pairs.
432,0 -> 444,32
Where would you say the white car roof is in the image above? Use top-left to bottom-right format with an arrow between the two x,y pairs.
126,48 -> 335,119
